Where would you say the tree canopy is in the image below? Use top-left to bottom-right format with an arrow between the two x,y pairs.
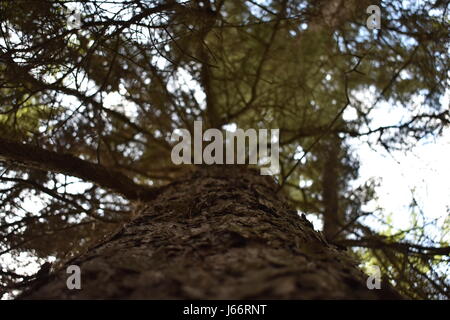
0,0 -> 449,299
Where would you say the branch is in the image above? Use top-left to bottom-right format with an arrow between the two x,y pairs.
338,238 -> 450,257
0,138 -> 164,200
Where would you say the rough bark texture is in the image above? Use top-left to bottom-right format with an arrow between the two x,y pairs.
0,137 -> 162,200
20,165 -> 401,299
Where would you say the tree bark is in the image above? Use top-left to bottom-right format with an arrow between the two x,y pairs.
19,165 -> 401,299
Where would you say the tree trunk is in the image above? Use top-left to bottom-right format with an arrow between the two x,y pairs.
20,165 -> 401,299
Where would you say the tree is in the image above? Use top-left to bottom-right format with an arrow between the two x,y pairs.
0,0 -> 448,299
